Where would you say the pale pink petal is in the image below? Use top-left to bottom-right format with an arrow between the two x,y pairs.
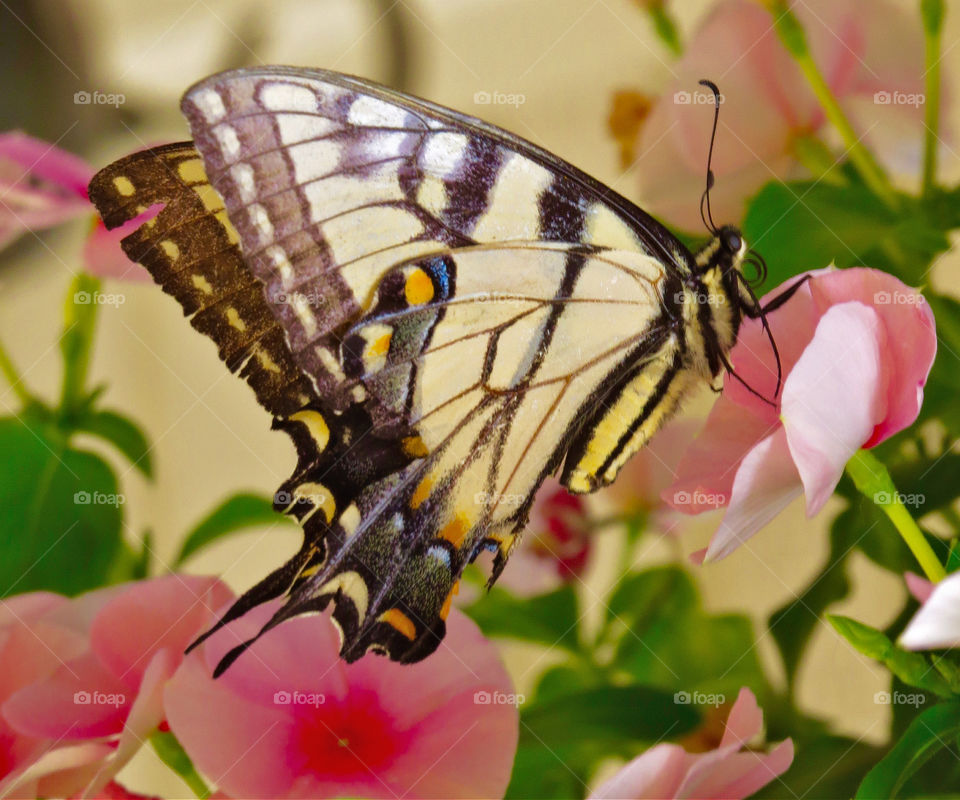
719,688 -> 762,749
0,742 -> 114,800
901,572 -> 960,650
706,428 -> 803,561
809,269 -> 936,446
665,397 -> 772,514
781,302 -> 886,515
679,740 -> 794,800
590,744 -> 689,800
905,572 -> 934,604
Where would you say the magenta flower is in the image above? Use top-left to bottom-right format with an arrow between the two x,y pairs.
633,0 -> 930,230
164,601 -> 518,799
590,688 -> 793,799
666,268 -> 936,561
901,572 -> 960,650
0,575 -> 232,799
0,131 -> 154,280
497,478 -> 593,596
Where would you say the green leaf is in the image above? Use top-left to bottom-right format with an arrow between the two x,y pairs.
463,584 -> 580,652
828,615 -> 951,697
743,180 -> 951,290
507,685 -> 701,799
856,701 -> 960,799
0,415 -> 122,596
59,274 -> 102,417
174,492 -> 291,567
74,409 -> 153,478
609,567 -> 767,697
770,512 -> 853,693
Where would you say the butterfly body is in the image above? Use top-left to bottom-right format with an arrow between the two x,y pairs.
89,67 -> 753,668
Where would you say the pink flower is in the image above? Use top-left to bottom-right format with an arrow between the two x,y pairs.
497,478 -> 593,595
900,572 -> 960,650
666,268 -> 936,561
0,575 -> 232,799
0,131 -> 154,280
633,0 -> 930,230
590,688 -> 793,799
164,602 -> 518,799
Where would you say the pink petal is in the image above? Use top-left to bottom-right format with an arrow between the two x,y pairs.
665,397 -> 773,514
706,428 -> 803,561
719,688 -> 762,749
590,744 -> 689,800
0,742 -> 114,800
900,572 -> 960,650
82,207 -> 160,282
905,572 -> 934,604
90,575 -> 232,690
0,132 -> 92,198
80,650 -> 175,799
781,302 -> 886,515
679,740 -> 794,800
2,652 -> 131,740
809,269 -> 936,447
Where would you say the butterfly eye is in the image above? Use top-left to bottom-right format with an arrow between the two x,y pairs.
724,231 -> 742,253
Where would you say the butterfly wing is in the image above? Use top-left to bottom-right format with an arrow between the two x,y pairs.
90,67 -> 697,667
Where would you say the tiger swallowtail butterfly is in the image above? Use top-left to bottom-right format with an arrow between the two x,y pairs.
89,68 -> 792,673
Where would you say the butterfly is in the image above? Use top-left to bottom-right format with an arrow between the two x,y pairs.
89,68 -> 795,673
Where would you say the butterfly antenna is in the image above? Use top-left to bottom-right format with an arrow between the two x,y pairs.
698,78 -> 722,235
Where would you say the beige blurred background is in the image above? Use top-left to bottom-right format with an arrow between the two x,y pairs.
2,0 -> 960,794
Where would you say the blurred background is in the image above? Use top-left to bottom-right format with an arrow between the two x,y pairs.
2,0 -> 960,794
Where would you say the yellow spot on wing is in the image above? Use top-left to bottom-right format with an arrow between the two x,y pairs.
191,274 -> 213,294
319,571 -> 369,622
368,332 -> 392,357
379,608 -> 416,640
294,481 -> 336,523
160,239 -> 180,261
178,158 -> 207,185
411,476 -> 432,510
405,267 -> 434,305
439,581 -> 460,621
402,436 -> 429,458
113,176 -> 135,196
225,307 -> 247,332
290,409 -> 330,453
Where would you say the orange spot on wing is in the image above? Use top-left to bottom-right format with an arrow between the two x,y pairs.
439,580 -> 460,621
368,332 -> 392,357
379,608 -> 416,640
439,513 -> 470,547
404,268 -> 434,305
411,477 -> 432,510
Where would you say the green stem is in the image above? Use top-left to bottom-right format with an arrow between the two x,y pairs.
768,2 -> 900,211
921,0 -> 945,195
0,335 -> 33,406
648,3 -> 682,56
150,730 -> 211,799
845,449 -> 946,582
59,274 -> 101,419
